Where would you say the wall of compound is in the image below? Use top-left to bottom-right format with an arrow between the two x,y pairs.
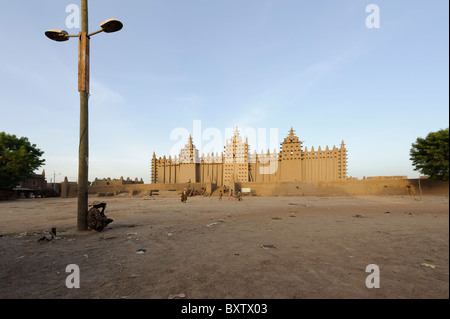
61,179 -> 448,198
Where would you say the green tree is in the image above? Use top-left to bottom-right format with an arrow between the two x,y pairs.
0,132 -> 45,188
410,128 -> 449,181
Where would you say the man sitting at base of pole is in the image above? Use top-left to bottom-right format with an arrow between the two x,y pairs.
87,201 -> 113,231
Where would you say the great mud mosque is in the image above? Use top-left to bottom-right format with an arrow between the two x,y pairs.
56,126 -> 447,198
151,127 -> 347,186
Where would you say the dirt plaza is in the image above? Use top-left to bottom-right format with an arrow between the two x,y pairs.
0,195 -> 448,299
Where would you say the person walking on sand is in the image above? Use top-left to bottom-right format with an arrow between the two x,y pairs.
181,188 -> 187,203
219,190 -> 223,201
229,189 -> 233,200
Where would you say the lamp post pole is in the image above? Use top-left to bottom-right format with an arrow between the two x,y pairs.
77,0 -> 90,230
45,1 -> 122,231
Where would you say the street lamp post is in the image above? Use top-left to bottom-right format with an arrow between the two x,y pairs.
45,0 -> 123,231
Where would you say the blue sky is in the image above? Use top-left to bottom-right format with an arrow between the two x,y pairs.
0,0 -> 448,183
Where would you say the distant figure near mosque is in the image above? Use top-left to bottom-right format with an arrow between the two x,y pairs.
151,127 -> 347,186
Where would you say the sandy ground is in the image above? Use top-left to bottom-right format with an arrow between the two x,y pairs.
0,195 -> 448,299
